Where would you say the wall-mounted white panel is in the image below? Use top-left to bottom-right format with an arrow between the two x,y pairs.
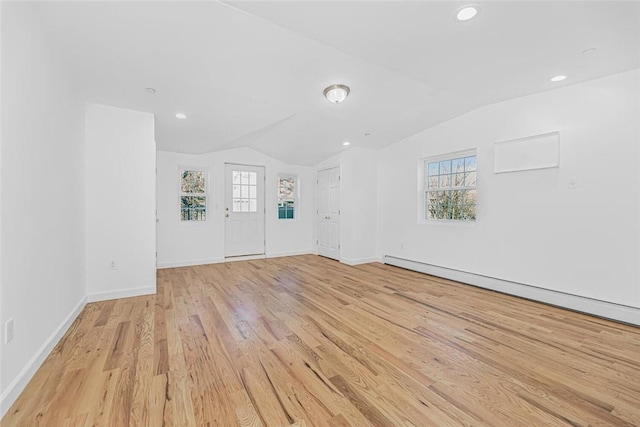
494,131 -> 559,173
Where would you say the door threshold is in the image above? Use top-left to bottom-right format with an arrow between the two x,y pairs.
225,254 -> 266,262
318,254 -> 340,262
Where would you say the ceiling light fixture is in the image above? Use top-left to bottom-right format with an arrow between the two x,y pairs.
175,113 -> 187,119
456,5 -> 479,21
323,84 -> 350,104
342,141 -> 351,146
550,75 -> 567,82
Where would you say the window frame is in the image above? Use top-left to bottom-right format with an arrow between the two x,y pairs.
419,149 -> 477,224
179,166 -> 209,222
277,173 -> 297,220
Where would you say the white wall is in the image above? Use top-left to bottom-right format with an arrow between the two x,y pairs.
378,69 -> 640,310
1,2 -> 86,413
85,104 -> 156,300
0,0 -> 4,405
315,147 -> 379,264
157,147 -> 313,267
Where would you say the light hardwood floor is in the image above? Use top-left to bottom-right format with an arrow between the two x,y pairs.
3,255 -> 639,426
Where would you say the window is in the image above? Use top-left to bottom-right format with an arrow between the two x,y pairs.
425,151 -> 476,221
277,175 -> 296,219
181,169 -> 206,221
232,170 -> 257,212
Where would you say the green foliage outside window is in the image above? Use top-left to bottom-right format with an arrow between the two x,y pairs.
181,170 -> 206,221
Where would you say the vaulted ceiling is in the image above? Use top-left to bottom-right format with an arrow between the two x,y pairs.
37,1 -> 640,165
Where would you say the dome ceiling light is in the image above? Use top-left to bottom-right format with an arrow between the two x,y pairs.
323,84 -> 350,104
456,5 -> 480,21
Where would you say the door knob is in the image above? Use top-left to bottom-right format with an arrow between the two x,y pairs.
225,214 -> 229,217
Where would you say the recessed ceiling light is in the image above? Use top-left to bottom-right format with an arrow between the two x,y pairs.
456,5 -> 479,21
582,48 -> 597,55
342,141 -> 351,146
364,133 -> 371,137
323,84 -> 350,104
175,113 -> 187,119
550,75 -> 567,82
145,87 -> 156,94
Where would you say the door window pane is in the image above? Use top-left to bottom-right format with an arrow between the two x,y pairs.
232,170 -> 258,212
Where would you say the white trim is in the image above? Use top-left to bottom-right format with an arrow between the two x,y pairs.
225,254 -> 266,262
86,286 -> 156,303
423,148 -> 477,164
157,257 -> 225,269
267,250 -> 313,259
0,296 -> 87,418
316,164 -> 341,173
156,252 -> 314,269
341,257 -> 382,266
384,255 -> 640,326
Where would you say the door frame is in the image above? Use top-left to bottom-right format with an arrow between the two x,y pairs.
316,165 -> 341,261
224,162 -> 266,258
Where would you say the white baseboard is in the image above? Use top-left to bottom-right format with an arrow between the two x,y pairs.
225,254 -> 266,262
157,251 -> 313,269
157,257 -> 224,269
384,255 -> 640,326
267,250 -> 313,259
341,257 -> 382,266
87,286 -> 156,303
0,296 -> 87,418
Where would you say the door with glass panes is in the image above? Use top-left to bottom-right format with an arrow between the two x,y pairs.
225,164 -> 265,257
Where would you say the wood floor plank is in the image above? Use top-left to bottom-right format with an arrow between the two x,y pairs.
3,255 -> 639,426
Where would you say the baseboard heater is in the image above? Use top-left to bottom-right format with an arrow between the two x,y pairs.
383,255 -> 640,327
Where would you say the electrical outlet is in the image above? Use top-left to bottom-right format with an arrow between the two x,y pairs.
109,260 -> 117,270
568,177 -> 578,190
5,319 -> 14,343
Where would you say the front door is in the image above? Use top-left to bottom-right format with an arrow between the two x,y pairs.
317,167 -> 341,260
225,164 -> 265,258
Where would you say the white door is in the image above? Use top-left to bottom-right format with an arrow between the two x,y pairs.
317,167 -> 340,260
225,164 -> 265,258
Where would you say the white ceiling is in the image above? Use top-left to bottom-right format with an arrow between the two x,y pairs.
36,1 -> 640,165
